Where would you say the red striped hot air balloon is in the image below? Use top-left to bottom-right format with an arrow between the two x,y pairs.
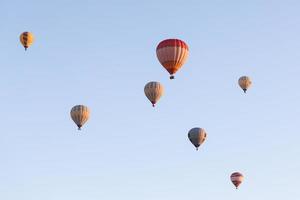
156,39 -> 189,79
230,172 -> 244,189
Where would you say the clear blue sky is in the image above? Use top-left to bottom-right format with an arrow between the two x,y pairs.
1,0 -> 300,199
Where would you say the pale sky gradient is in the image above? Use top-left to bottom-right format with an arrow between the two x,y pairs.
1,0 -> 300,199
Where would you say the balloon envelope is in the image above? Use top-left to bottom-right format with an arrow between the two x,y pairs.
20,32 -> 34,50
70,105 -> 90,130
156,39 -> 189,79
230,172 -> 244,189
144,81 -> 164,107
188,127 -> 207,150
238,76 -> 252,93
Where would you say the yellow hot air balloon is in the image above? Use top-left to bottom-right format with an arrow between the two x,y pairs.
230,172 -> 244,189
188,127 -> 207,150
144,81 -> 164,107
70,105 -> 90,130
238,76 -> 252,93
20,32 -> 34,50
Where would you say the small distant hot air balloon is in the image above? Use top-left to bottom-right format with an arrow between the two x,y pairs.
230,172 -> 244,189
188,127 -> 207,150
238,76 -> 252,93
144,81 -> 164,107
70,105 -> 90,130
20,32 -> 34,51
156,39 -> 189,79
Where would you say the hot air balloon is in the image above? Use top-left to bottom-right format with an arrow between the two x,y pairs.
144,81 -> 164,107
188,127 -> 207,150
238,76 -> 252,93
20,32 -> 34,50
230,172 -> 244,189
70,105 -> 90,130
156,39 -> 189,79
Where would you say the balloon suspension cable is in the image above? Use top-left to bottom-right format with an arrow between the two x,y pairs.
170,75 -> 175,80
243,89 -> 247,93
196,147 -> 199,151
78,126 -> 82,130
25,47 -> 27,51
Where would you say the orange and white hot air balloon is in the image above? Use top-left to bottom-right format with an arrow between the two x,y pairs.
144,81 -> 164,107
156,39 -> 189,79
20,32 -> 34,51
230,172 -> 244,189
